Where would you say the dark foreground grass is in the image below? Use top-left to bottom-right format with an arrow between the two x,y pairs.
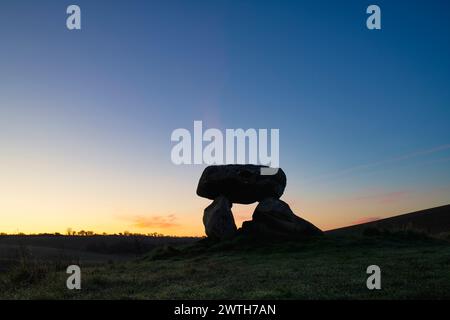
2,233 -> 450,299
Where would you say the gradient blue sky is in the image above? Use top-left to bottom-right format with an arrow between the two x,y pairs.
1,0 -> 449,235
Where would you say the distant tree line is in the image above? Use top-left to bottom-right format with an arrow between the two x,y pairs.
0,229 -> 172,238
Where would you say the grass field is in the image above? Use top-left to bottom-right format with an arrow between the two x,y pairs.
2,231 -> 450,299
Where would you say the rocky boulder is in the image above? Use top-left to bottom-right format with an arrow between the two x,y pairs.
203,195 -> 237,240
241,198 -> 323,239
197,165 -> 286,204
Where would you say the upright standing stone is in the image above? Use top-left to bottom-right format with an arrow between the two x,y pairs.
203,195 -> 237,240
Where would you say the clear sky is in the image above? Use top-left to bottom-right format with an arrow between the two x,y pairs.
1,0 -> 449,236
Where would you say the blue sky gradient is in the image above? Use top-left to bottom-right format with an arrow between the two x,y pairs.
1,0 -> 449,234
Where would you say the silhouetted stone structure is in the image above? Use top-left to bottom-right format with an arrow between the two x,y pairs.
241,198 -> 322,239
197,164 -> 286,204
197,165 -> 322,240
203,195 -> 237,240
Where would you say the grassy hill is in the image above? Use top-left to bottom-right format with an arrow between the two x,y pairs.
2,232 -> 450,299
2,205 -> 450,299
0,235 -> 198,273
327,204 -> 450,236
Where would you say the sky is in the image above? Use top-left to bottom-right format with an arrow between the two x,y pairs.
0,0 -> 449,236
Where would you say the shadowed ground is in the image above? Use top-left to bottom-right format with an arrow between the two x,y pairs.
2,232 -> 450,299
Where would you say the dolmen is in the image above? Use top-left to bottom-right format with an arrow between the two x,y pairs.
197,164 -> 323,241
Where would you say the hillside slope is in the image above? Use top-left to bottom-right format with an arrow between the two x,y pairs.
2,235 -> 450,299
327,204 -> 450,235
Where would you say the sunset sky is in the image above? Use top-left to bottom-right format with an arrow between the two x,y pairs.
1,0 -> 449,236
